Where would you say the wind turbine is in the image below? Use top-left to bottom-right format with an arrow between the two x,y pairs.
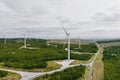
36,33 -> 39,42
24,34 -> 27,48
36,36 -> 38,42
46,34 -> 50,46
78,36 -> 81,49
3,34 -> 6,45
63,27 -> 71,61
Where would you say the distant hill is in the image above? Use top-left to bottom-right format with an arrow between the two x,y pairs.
97,39 -> 120,43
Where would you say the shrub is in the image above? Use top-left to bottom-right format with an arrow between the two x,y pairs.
0,70 -> 8,77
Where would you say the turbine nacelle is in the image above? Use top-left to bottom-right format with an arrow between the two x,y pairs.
67,33 -> 70,36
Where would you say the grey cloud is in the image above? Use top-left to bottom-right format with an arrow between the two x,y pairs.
0,0 -> 120,39
0,0 -> 52,19
93,8 -> 120,23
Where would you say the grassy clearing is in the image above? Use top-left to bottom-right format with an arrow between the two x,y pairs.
0,39 -> 95,70
33,65 -> 85,80
0,71 -> 21,80
0,61 -> 62,72
103,46 -> 120,80
92,47 -> 104,80
70,54 -> 95,65
24,60 -> 62,72
81,67 -> 88,80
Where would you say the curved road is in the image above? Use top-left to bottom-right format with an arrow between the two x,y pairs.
1,60 -> 75,80
0,43 -> 101,80
87,43 -> 101,80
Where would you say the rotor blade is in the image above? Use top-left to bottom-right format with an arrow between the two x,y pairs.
59,21 -> 68,34
63,27 -> 68,34
63,35 -> 68,49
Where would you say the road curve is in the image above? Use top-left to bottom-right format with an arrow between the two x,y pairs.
0,43 -> 100,80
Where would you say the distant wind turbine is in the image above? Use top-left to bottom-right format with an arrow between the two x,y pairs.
4,35 -> 6,45
47,34 -> 50,46
78,36 -> 81,49
24,34 -> 27,48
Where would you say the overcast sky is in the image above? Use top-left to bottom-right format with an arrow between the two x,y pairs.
0,0 -> 120,39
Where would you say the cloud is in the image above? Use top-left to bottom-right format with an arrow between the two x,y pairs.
0,0 -> 120,39
92,7 -> 120,24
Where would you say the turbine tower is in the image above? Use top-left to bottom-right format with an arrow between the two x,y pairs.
63,27 -> 71,61
78,36 -> 81,49
47,34 -> 50,46
4,35 -> 6,45
24,34 -> 27,48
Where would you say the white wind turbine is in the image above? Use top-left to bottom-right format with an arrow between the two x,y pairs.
57,17 -> 71,60
36,36 -> 38,42
3,34 -> 6,45
78,36 -> 81,49
36,33 -> 40,42
63,27 -> 71,61
46,34 -> 50,46
24,34 -> 27,48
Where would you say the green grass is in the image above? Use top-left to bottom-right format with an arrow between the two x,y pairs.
72,43 -> 98,53
0,70 -> 21,80
0,70 -> 8,78
0,39 -> 95,69
34,65 -> 85,80
103,46 -> 120,80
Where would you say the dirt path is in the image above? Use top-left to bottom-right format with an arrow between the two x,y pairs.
92,46 -> 104,80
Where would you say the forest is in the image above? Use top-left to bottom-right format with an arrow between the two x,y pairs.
34,65 -> 85,80
97,39 -> 120,43
103,46 -> 120,80
71,43 -> 98,53
0,39 -> 96,69
0,70 -> 8,78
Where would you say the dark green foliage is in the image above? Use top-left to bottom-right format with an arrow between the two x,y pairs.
34,65 -> 85,80
0,70 -> 8,78
103,46 -> 120,80
71,54 -> 93,60
97,39 -> 120,43
72,43 -> 98,53
0,39 -> 93,69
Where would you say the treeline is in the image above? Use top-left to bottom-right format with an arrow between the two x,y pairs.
0,39 -> 93,69
103,46 -> 120,80
72,43 -> 98,53
53,43 -> 98,53
97,39 -> 120,43
0,70 -> 8,78
103,46 -> 120,60
34,65 -> 85,80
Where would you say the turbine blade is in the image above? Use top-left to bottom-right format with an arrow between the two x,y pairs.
63,27 -> 68,34
60,21 -> 68,34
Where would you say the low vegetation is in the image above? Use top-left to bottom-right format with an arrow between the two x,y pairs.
0,70 -> 8,78
97,39 -> 120,43
0,70 -> 21,79
92,47 -> 104,80
34,65 -> 85,80
0,39 -> 96,69
72,43 -> 98,53
103,46 -> 120,80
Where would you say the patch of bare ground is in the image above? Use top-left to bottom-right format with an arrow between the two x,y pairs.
92,47 -> 104,80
